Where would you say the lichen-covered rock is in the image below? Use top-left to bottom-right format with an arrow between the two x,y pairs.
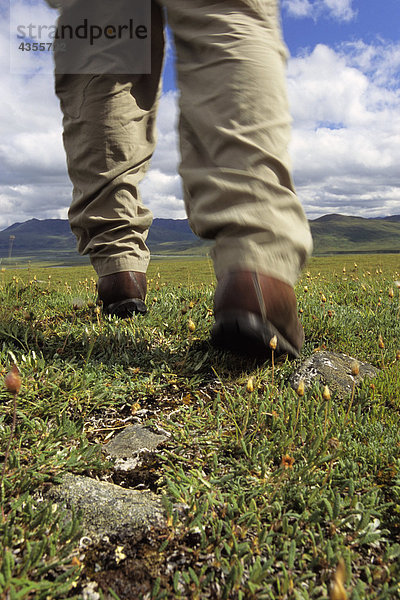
46,473 -> 165,542
103,424 -> 168,474
290,351 -> 379,398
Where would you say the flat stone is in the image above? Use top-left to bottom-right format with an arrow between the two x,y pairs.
104,425 -> 167,458
290,351 -> 379,398
103,425 -> 168,475
46,473 -> 165,542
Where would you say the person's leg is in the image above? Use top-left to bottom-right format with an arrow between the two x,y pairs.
54,2 -> 165,313
163,0 -> 312,286
163,0 -> 313,356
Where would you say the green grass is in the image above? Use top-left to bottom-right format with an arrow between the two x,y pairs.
0,255 -> 400,599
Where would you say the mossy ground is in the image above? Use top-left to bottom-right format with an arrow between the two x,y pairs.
0,254 -> 400,599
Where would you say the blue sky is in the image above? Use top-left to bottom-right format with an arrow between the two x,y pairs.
283,0 -> 400,51
162,0 -> 400,90
0,0 -> 399,230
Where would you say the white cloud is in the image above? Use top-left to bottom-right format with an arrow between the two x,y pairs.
323,0 -> 355,22
288,42 -> 400,218
0,6 -> 72,229
140,91 -> 185,218
282,0 -> 313,18
0,0 -> 184,231
283,0 -> 356,22
0,0 -> 399,232
0,4 -> 183,231
9,0 -> 58,74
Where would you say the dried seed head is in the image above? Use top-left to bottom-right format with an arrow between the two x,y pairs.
389,288 -> 394,298
269,335 -> 277,350
321,294 -> 327,303
246,377 -> 254,393
378,335 -> 385,349
281,454 -> 295,470
330,558 -> 347,600
188,319 -> 196,332
296,379 -> 305,397
4,364 -> 21,395
114,545 -> 127,564
131,401 -> 141,415
396,350 -> 400,361
351,360 -> 360,376
322,385 -> 331,400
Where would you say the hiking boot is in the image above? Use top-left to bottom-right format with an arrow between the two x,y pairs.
97,271 -> 147,317
211,271 -> 304,359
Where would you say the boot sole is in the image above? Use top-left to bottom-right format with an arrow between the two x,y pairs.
104,298 -> 147,318
211,310 -> 300,359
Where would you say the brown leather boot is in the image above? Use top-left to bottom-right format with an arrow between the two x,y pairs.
211,271 -> 304,359
97,271 -> 147,317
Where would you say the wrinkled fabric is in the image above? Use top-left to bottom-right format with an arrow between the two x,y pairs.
54,0 -> 313,284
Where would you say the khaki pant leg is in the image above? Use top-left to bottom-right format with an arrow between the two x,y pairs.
54,3 -> 164,277
162,0 -> 313,286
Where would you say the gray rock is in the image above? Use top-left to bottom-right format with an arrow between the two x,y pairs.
105,425 -> 167,458
290,351 -> 379,398
103,424 -> 168,474
46,473 -> 165,542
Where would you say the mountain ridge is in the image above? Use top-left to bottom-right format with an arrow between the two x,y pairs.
1,214 -> 400,260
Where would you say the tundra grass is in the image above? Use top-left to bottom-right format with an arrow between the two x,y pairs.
0,255 -> 400,599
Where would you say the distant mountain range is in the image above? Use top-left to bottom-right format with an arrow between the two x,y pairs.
310,213 -> 400,254
1,214 -> 400,263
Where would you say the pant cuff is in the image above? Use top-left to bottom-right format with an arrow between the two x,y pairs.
90,255 -> 150,278
210,238 -> 311,288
